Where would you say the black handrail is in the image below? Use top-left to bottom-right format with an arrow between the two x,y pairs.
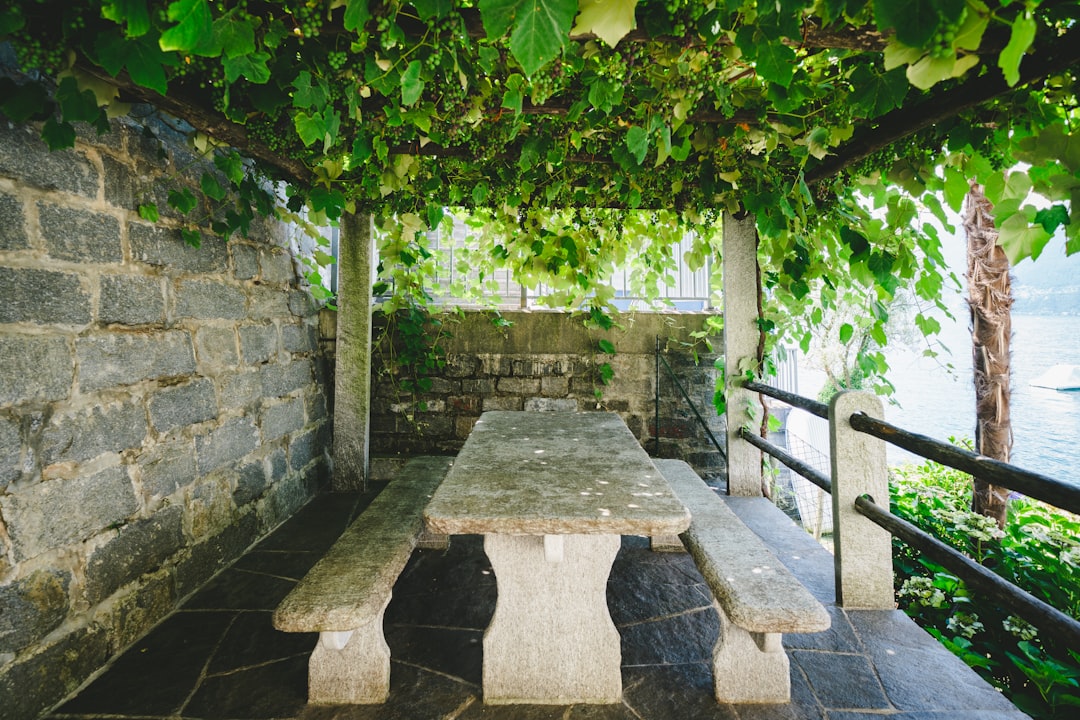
849,412 -> 1080,517
654,336 -> 726,461
738,426 -> 832,493
855,494 -> 1080,650
744,380 -> 828,419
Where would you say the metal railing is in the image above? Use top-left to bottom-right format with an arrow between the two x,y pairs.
739,380 -> 1080,650
653,336 -> 726,461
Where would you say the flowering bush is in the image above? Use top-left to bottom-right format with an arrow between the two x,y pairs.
890,450 -> 1080,718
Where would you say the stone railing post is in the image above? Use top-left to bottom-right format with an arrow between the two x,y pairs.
829,391 -> 893,608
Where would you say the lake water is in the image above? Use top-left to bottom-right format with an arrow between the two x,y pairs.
824,314 -> 1080,482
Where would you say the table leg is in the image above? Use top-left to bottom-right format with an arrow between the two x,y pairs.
482,533 -> 622,704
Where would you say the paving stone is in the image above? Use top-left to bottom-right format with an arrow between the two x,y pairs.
206,611 -> 316,675
0,266 -> 92,326
54,611 -> 233,717
251,491 -> 366,553
784,606 -> 862,653
791,650 -> 889,711
618,607 -> 716,667
187,653 -> 311,719
294,663 -> 478,720
232,550 -> 323,582
622,663 -> 739,720
184,566 -> 298,611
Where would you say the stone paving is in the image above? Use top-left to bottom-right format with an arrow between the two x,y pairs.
46,484 -> 1029,720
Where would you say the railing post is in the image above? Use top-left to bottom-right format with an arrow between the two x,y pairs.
829,391 -> 893,608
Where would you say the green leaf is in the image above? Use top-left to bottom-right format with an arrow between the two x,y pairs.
168,188 -> 198,213
480,0 -> 577,76
839,323 -> 854,344
0,6 -> 25,35
942,166 -> 969,212
625,125 -> 649,165
0,79 -> 50,122
598,339 -> 616,354
874,0 -> 938,48
343,0 -> 371,31
292,71 -> 329,109
160,0 -> 218,56
213,12 -> 257,59
413,0 -> 453,20
914,313 -> 941,336
96,32 -> 171,95
41,117 -> 76,150
848,66 -> 909,117
571,0 -> 637,48
998,12 -> 1035,87
401,61 -> 425,106
200,172 -> 227,201
1034,205 -> 1070,235
999,211 -> 1052,264
138,203 -> 159,222
180,228 -> 202,248
102,0 -> 151,37
598,362 -> 615,384
753,41 -> 796,88
223,51 -> 271,84
214,151 -> 245,185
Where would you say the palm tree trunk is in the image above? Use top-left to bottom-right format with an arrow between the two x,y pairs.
964,181 -> 1013,527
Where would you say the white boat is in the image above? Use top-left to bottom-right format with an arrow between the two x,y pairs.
1030,364 -> 1080,391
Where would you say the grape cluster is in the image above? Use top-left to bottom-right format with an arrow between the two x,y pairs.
928,7 -> 968,59
328,50 -> 348,71
289,0 -> 323,39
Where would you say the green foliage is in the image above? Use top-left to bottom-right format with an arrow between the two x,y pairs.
891,452 -> 1080,718
0,0 -> 1076,390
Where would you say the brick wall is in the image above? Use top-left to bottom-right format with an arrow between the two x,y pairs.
0,113 -> 331,718
362,310 -> 726,476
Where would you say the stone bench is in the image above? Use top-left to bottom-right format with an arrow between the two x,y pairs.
655,459 -> 831,704
272,455 -> 453,705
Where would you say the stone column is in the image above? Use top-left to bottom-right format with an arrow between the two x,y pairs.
829,390 -> 893,608
722,210 -> 763,497
332,212 -> 374,491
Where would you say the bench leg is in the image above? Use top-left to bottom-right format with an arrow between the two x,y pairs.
307,595 -> 392,704
710,601 -> 790,703
649,534 -> 686,552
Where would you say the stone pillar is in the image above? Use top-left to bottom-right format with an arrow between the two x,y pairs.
722,210 -> 763,497
332,212 -> 374,491
829,391 -> 893,608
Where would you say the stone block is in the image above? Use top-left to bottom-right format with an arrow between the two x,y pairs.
174,511 -> 259,598
281,323 -> 316,354
130,222 -> 228,273
0,569 -> 71,654
189,475 -> 235,540
447,394 -> 480,413
239,323 -> 278,364
427,377 -> 458,394
479,355 -> 514,376
176,279 -> 247,320
138,439 -> 197,498
260,248 -> 295,284
288,428 -> 317,472
232,243 -> 259,280
247,285 -> 290,319
496,377 -> 540,394
84,505 -> 184,605
541,376 -> 570,396
106,572 -> 175,651
233,459 -> 269,506
306,391 -> 328,423
148,378 -> 217,433
37,202 -> 122,263
1,466 -> 138,561
41,398 -> 148,467
481,396 -> 523,411
101,154 -> 138,209
524,397 -> 579,412
0,414 -> 20,489
0,335 -> 73,405
268,447 -> 289,484
196,416 -> 259,475
288,289 -> 318,318
99,274 -> 165,326
0,622 -> 111,720
444,354 -> 480,378
195,326 -> 239,367
262,397 -> 305,441
461,378 -> 496,394
77,330 -> 196,392
513,358 -> 565,376
0,192 -> 28,250
261,359 -> 312,398
217,370 -> 261,409
0,121 -> 99,197
0,266 -> 92,326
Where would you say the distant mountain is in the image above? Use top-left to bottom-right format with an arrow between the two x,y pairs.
1010,233 -> 1080,316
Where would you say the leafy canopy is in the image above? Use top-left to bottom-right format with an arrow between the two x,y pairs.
1,0 -> 1077,372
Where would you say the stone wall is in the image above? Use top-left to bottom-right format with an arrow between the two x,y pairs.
363,310 -> 726,475
0,113 -> 331,718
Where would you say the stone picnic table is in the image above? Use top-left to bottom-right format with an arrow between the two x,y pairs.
423,410 -> 691,705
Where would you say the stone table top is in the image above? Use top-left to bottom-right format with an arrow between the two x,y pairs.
424,411 -> 691,536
